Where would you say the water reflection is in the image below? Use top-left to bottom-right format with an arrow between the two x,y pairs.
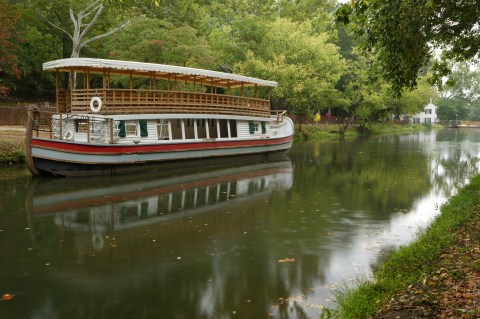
21,158 -> 294,319
32,159 -> 292,238
2,129 -> 480,319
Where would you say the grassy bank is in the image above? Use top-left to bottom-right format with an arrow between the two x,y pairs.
332,175 -> 480,318
294,123 -> 440,141
0,126 -> 25,164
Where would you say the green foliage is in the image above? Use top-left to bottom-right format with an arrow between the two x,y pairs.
235,18 -> 346,117
337,0 -> 480,96
0,0 -> 23,96
435,63 -> 480,120
7,0 -> 438,125
102,17 -> 215,67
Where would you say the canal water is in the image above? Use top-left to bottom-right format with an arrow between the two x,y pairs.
1,129 -> 480,319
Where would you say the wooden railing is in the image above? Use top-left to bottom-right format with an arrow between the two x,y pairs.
58,89 -> 270,117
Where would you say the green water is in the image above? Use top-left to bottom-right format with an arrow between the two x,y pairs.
1,129 -> 480,319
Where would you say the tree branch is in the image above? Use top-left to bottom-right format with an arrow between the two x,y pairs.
69,8 -> 78,30
81,19 -> 130,48
79,0 -> 102,18
79,3 -> 104,40
40,13 -> 73,40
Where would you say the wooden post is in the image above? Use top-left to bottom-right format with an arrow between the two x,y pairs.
109,118 -> 113,144
103,70 -> 107,113
25,106 -> 40,175
69,69 -> 74,112
153,73 -> 157,105
59,115 -> 63,140
55,71 -> 60,112
87,117 -> 90,143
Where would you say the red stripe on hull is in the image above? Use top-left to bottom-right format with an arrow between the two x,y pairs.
31,136 -> 293,155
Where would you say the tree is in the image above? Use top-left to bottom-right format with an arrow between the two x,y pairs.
390,76 -> 436,119
336,0 -> 480,95
341,52 -> 387,133
234,18 -> 346,131
41,0 -> 129,58
436,63 -> 480,120
102,17 -> 215,68
0,0 -> 22,96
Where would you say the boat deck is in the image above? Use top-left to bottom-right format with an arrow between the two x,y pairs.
58,89 -> 270,117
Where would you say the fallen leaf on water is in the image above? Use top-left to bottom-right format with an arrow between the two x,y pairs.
278,258 -> 296,263
1,294 -> 15,301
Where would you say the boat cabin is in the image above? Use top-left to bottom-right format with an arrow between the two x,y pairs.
43,58 -> 285,145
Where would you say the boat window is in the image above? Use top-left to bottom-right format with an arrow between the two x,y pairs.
184,119 -> 195,139
118,120 -> 126,137
170,119 -> 183,140
261,121 -> 266,134
248,121 -> 259,134
126,122 -> 137,137
209,119 -> 218,138
139,120 -> 148,137
75,118 -> 89,133
218,119 -> 229,138
157,119 -> 170,140
230,120 -> 238,137
197,119 -> 207,138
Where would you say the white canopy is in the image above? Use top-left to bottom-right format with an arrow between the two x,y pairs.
43,58 -> 278,88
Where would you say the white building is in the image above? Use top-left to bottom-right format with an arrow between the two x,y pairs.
411,99 -> 437,124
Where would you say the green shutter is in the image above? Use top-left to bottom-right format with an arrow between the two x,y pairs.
118,120 -> 126,138
261,121 -> 266,134
248,121 -> 254,134
140,120 -> 148,137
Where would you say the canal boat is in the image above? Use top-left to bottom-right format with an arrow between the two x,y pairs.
25,58 -> 294,176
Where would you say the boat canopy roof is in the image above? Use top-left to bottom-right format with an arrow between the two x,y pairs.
43,58 -> 278,88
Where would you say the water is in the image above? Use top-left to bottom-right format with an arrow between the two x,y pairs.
1,129 -> 480,319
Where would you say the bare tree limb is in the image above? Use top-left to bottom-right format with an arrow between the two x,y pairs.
81,19 -> 130,48
69,9 -> 78,31
40,13 -> 73,40
80,4 -> 104,40
79,0 -> 101,18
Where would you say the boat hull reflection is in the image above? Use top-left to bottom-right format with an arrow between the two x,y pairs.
33,158 -> 293,239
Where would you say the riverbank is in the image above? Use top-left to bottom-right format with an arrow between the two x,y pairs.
332,174 -> 480,318
0,126 -> 25,163
294,123 -> 439,141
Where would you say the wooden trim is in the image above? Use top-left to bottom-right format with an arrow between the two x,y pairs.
56,71 -> 60,113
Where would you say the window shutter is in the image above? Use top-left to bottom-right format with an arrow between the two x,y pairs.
140,120 -> 148,137
248,121 -> 254,134
118,120 -> 126,138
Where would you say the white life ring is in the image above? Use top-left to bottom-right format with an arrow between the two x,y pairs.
92,234 -> 105,251
64,130 -> 74,141
90,96 -> 102,113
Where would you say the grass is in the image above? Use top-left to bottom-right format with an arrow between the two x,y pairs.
331,175 -> 480,318
295,123 -> 440,141
0,127 -> 25,164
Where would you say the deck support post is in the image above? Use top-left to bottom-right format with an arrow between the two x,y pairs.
25,106 -> 40,175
